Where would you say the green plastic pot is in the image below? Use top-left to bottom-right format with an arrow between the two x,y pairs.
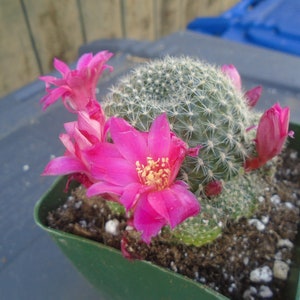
34,123 -> 300,300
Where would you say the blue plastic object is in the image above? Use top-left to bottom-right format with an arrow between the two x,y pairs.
187,0 -> 300,56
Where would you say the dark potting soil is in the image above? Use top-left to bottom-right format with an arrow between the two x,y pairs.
47,149 -> 300,300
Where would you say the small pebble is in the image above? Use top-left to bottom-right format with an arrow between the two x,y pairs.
199,277 -> 206,283
243,257 -> 249,266
284,202 -> 294,209
74,201 -> 82,209
79,220 -> 87,228
277,239 -> 294,249
248,219 -> 265,231
258,285 -> 273,298
22,164 -> 30,172
125,225 -> 134,231
243,286 -> 257,299
270,194 -> 281,205
273,260 -> 289,280
105,219 -> 120,236
67,195 -> 75,201
250,266 -> 272,283
228,283 -> 236,293
170,261 -> 178,272
274,251 -> 282,260
290,151 -> 298,160
261,215 -> 269,224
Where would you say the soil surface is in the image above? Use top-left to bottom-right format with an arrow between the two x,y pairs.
47,149 -> 300,300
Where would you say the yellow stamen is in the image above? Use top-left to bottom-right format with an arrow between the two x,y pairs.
136,157 -> 171,190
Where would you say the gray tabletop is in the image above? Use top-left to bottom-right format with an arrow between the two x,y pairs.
1,31 -> 300,300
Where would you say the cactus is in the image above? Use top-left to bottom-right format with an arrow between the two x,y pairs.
102,56 -> 266,246
168,172 -> 265,246
104,57 -> 260,189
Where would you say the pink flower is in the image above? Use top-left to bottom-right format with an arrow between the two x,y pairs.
42,111 -> 108,187
245,103 -> 294,171
221,64 -> 262,108
221,64 -> 242,90
86,113 -> 201,243
40,51 -> 113,113
245,86 -> 262,108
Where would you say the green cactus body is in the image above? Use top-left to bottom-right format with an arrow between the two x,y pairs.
103,56 -> 264,246
169,172 -> 265,246
104,57 -> 259,191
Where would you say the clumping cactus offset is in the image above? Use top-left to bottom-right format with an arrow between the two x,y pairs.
39,51 -> 297,299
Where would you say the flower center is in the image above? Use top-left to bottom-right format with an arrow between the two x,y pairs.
136,157 -> 171,190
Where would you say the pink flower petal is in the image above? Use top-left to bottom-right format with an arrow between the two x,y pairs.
54,58 -> 70,76
40,87 -> 68,110
91,51 -> 114,71
167,136 -> 189,181
42,156 -> 86,176
133,195 -> 166,244
120,183 -> 143,210
78,111 -> 101,135
39,75 -> 59,85
85,142 -> 121,161
148,113 -> 170,159
87,181 -> 123,197
103,158 -> 138,184
89,156 -> 138,186
59,133 -> 75,154
148,183 -> 200,228
278,105 -> 290,133
110,117 -> 147,163
186,144 -> 202,157
76,53 -> 93,69
221,64 -> 242,90
63,121 -> 77,136
245,86 -> 262,108
73,126 -> 93,149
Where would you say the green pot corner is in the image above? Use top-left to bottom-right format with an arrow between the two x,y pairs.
34,123 -> 300,300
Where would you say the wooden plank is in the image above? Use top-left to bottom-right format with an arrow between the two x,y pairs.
123,0 -> 156,40
183,0 -> 238,24
155,0 -> 183,38
183,0 -> 205,25
0,0 -> 40,98
23,0 -> 83,74
183,0 -> 220,23
79,0 -> 123,43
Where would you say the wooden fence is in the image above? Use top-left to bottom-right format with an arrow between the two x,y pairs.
0,0 -> 238,98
